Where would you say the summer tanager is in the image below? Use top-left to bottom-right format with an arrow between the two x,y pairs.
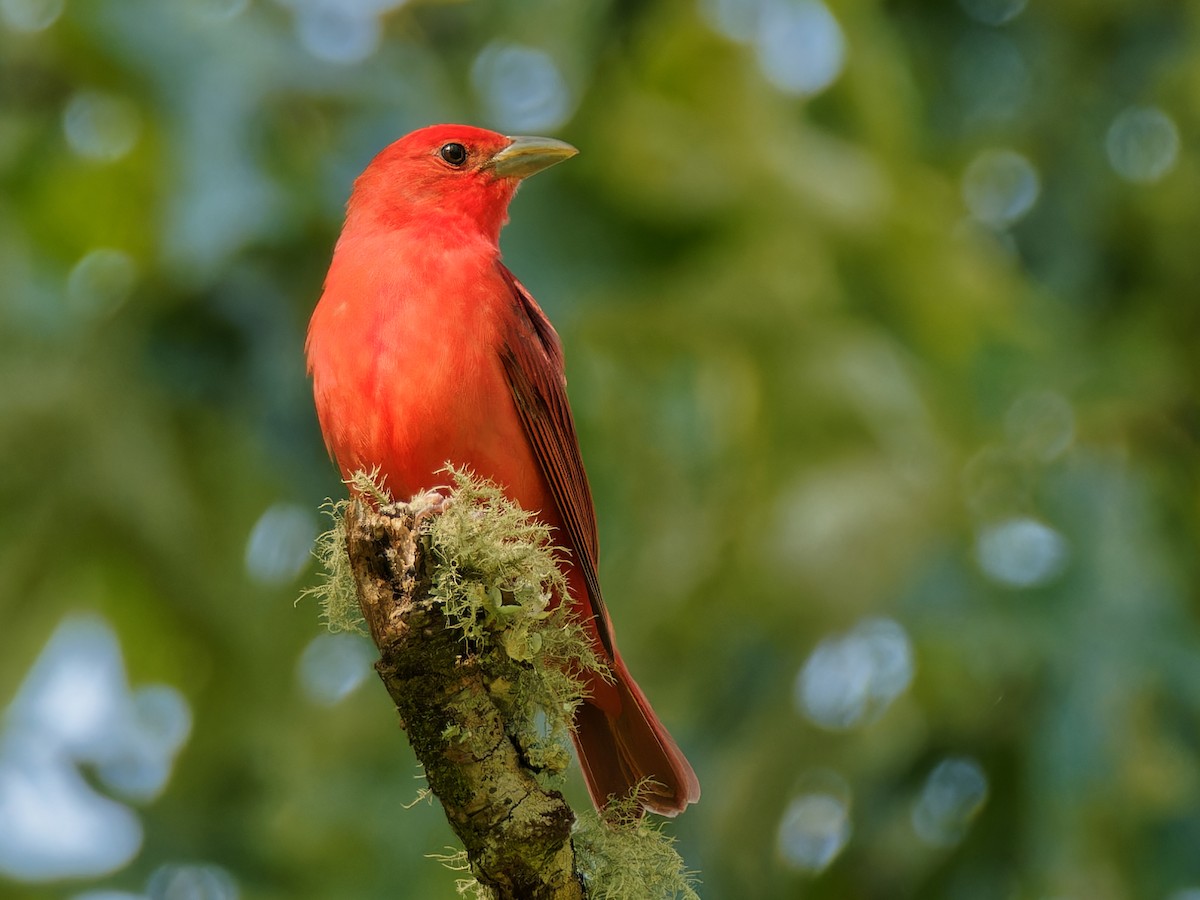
305,124 -> 700,816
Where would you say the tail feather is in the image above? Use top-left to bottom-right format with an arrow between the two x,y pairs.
571,656 -> 700,817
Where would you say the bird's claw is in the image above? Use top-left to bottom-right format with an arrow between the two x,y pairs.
410,489 -> 452,529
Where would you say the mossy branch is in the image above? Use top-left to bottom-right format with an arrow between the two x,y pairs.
304,468 -> 699,900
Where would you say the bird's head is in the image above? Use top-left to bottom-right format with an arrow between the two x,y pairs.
345,124 -> 577,243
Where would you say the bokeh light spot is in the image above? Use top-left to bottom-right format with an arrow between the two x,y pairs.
472,43 -> 573,133
701,0 -> 846,98
976,517 -> 1068,588
796,618 -> 914,729
962,149 -> 1039,227
912,756 -> 988,846
957,0 -> 1027,26
8,616 -> 128,755
756,0 -> 846,97
245,503 -> 318,586
295,4 -> 380,65
67,249 -> 137,323
1106,106 -> 1180,184
146,863 -> 239,900
777,790 -> 851,872
97,686 -> 193,802
0,616 -> 192,881
0,0 -> 62,31
297,633 -> 375,706
0,745 -> 143,881
132,687 -> 193,755
62,92 -> 141,162
1004,390 -> 1075,463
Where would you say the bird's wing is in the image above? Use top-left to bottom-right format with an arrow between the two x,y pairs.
495,263 -> 614,657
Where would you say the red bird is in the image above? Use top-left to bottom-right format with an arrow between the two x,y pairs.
306,124 -> 699,816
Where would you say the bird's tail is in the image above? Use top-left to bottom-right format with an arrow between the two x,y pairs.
571,654 -> 700,817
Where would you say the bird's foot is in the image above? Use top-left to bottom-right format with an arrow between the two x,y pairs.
409,488 -> 452,530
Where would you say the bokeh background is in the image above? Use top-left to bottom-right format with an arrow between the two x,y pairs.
3,0 -> 1200,897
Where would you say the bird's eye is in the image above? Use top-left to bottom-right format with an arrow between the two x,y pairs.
439,143 -> 468,167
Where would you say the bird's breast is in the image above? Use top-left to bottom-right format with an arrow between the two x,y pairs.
307,231 -> 545,508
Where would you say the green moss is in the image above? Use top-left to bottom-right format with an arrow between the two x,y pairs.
574,800 -> 700,900
304,468 -> 700,896
426,467 -> 608,777
303,467 -> 608,775
298,496 -> 363,634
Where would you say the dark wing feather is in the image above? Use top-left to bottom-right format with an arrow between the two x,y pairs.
495,263 -> 614,658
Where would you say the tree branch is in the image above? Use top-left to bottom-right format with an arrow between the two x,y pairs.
343,496 -> 585,900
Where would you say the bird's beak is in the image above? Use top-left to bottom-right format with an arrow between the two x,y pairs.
487,135 -> 578,179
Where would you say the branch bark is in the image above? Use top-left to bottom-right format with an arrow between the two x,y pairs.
343,497 -> 585,900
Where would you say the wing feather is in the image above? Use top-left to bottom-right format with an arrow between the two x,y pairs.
495,264 -> 614,657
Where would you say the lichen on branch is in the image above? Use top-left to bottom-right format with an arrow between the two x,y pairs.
425,469 -> 608,775
307,468 -> 606,771
302,467 -> 698,900
573,800 -> 700,900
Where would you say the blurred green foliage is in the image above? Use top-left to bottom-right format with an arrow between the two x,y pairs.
2,0 -> 1199,897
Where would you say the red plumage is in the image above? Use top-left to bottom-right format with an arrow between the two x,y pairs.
306,124 -> 699,816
